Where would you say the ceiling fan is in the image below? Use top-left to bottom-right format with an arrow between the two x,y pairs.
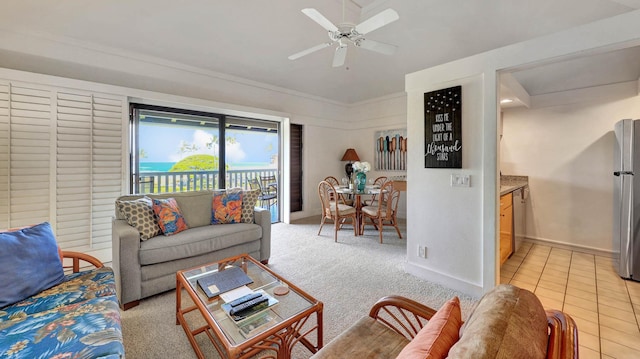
288,4 -> 399,67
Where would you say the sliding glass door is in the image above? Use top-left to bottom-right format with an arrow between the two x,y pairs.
131,104 -> 280,222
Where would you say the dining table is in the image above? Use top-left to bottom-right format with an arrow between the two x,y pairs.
335,186 -> 381,235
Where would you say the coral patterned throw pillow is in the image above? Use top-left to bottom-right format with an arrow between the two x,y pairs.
152,198 -> 188,235
212,189 -> 243,224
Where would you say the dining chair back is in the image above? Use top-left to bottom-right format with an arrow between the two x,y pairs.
249,178 -> 277,210
259,175 -> 278,196
365,176 -> 389,206
360,181 -> 402,243
318,180 -> 357,242
323,176 -> 353,205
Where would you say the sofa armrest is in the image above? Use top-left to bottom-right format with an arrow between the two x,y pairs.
61,251 -> 103,272
546,310 -> 579,359
368,295 -> 438,340
253,207 -> 271,262
111,218 -> 142,307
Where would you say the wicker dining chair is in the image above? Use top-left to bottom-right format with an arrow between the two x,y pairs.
324,176 -> 353,206
318,180 -> 357,242
364,176 -> 388,206
360,181 -> 402,243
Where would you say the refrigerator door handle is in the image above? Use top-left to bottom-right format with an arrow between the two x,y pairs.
614,171 -> 635,176
627,188 -> 634,278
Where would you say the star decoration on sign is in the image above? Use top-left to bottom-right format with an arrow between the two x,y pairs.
425,91 -> 459,113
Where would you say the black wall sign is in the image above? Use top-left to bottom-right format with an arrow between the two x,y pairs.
424,86 -> 462,168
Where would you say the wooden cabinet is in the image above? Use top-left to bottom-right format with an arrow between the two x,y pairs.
500,192 -> 513,265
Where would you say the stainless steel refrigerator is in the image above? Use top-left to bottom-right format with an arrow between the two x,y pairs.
614,119 -> 640,281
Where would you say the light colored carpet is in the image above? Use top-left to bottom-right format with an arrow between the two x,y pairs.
121,216 -> 477,358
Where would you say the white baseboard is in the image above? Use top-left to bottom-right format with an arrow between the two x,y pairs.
404,261 -> 483,298
523,236 -> 615,258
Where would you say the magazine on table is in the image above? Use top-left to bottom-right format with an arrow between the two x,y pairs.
237,312 -> 278,338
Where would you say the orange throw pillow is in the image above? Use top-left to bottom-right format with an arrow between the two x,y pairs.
395,296 -> 462,359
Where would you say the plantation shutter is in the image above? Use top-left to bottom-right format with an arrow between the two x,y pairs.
91,96 -> 124,250
56,92 -> 92,248
0,79 -> 125,262
55,92 -> 124,258
0,83 -> 9,229
9,84 -> 52,227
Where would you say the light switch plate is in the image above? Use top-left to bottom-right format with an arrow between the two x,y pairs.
451,174 -> 470,187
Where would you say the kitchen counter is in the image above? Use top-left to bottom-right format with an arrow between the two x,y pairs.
500,175 -> 528,196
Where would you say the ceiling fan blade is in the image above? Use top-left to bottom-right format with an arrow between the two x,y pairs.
358,39 -> 397,55
301,8 -> 339,32
354,8 -> 399,35
332,46 -> 348,67
288,43 -> 331,60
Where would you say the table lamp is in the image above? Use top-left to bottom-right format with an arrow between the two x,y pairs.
341,148 -> 360,180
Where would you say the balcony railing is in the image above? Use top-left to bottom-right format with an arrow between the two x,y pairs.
137,169 -> 279,223
137,169 -> 278,194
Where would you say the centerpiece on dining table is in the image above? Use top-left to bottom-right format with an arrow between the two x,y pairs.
352,161 -> 371,192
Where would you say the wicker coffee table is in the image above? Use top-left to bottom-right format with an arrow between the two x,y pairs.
176,254 -> 323,359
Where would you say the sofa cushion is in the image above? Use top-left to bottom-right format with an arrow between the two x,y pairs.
212,188 -> 243,224
148,191 -> 213,228
0,267 -> 116,321
447,284 -> 548,359
152,197 -> 189,236
0,294 -> 124,358
396,296 -> 462,359
0,222 -> 65,308
241,189 -> 260,223
116,197 -> 161,240
312,316 -> 410,359
139,223 -> 262,265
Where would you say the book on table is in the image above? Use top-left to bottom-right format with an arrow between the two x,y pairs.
196,266 -> 253,299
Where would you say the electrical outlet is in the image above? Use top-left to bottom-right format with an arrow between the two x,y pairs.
418,246 -> 427,259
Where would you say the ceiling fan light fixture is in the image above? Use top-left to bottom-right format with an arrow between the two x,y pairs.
289,5 -> 399,67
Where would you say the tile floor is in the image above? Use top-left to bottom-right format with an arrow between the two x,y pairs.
501,242 -> 640,359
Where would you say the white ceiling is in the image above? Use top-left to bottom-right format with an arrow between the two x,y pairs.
0,0 -> 639,104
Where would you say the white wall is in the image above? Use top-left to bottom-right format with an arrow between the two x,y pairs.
405,75 -> 488,295
501,90 -> 640,253
347,93 -> 409,218
405,9 -> 640,296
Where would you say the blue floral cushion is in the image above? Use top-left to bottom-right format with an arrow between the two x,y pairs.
0,222 -> 65,308
0,267 -> 116,320
0,267 -> 124,359
0,296 -> 123,359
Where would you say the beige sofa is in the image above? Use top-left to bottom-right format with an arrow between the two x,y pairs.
312,284 -> 578,359
111,190 -> 271,309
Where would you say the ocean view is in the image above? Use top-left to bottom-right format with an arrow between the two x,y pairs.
139,162 -> 274,172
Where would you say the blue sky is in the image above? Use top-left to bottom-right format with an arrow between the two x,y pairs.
139,124 -> 278,164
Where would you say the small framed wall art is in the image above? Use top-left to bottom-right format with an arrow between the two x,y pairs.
424,85 -> 462,168
374,129 -> 407,171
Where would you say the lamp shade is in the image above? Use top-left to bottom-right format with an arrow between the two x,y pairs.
341,148 -> 360,162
